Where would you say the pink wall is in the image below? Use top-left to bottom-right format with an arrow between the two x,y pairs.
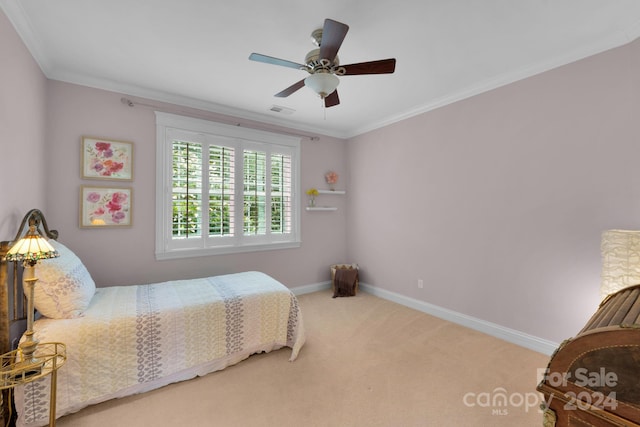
347,38 -> 640,343
0,10 -> 47,239
41,81 -> 349,288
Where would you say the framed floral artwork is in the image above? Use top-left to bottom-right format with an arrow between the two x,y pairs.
81,136 -> 133,180
80,185 -> 132,228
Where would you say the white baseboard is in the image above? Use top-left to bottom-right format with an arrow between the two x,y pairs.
290,281 -> 331,296
290,281 -> 558,355
358,283 -> 559,356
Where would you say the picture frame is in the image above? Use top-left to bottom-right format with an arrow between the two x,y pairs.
81,136 -> 133,180
80,185 -> 132,228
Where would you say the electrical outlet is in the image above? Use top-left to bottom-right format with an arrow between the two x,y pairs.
417,279 -> 424,289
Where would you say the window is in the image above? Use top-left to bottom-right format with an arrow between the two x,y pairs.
155,112 -> 300,259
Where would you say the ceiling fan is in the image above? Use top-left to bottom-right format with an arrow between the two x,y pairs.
249,18 -> 396,108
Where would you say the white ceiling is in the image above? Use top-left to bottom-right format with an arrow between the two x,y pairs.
3,0 -> 640,138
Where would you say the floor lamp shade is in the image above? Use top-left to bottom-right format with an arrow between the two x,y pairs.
601,229 -> 640,299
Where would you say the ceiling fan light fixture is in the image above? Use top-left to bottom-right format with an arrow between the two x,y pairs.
304,73 -> 339,99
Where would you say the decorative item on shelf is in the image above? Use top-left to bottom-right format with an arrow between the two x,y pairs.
5,213 -> 60,375
306,188 -> 319,207
601,229 -> 640,300
325,171 -> 339,191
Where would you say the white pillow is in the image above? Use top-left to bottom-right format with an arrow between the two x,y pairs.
34,241 -> 96,319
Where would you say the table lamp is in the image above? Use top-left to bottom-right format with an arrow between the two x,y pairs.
5,223 -> 59,372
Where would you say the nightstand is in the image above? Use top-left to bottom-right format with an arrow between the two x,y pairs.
1,342 -> 66,427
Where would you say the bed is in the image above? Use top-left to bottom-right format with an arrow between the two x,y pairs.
0,210 -> 305,427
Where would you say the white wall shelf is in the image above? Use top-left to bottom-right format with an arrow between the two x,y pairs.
306,189 -> 345,211
317,189 -> 346,195
306,207 -> 338,212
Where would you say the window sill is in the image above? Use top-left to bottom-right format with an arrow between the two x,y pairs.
155,241 -> 301,260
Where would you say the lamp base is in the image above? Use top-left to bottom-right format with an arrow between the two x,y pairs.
16,330 -> 41,378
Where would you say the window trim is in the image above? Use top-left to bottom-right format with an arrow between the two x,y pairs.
155,112 -> 301,260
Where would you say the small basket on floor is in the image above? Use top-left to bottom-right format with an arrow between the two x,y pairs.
330,264 -> 359,298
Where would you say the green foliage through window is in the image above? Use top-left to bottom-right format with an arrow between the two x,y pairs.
171,142 -> 291,240
172,142 -> 202,238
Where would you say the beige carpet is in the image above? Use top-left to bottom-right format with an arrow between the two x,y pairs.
56,290 -> 550,426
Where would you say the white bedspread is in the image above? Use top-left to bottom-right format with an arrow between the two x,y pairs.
15,271 -> 305,427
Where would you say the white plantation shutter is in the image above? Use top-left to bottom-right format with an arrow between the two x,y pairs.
156,112 -> 300,259
171,141 -> 203,239
208,144 -> 235,237
243,149 -> 267,235
271,152 -> 292,235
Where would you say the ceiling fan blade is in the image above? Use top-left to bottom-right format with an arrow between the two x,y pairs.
324,90 -> 340,108
319,19 -> 349,62
341,58 -> 396,75
249,53 -> 305,70
275,79 -> 306,97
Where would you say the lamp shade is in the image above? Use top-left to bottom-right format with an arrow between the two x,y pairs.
304,73 -> 339,98
5,225 -> 59,264
601,229 -> 640,299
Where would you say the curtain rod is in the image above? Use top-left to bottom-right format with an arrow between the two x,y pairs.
120,97 -> 320,141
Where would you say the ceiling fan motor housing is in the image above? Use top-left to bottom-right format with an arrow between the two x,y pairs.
305,49 -> 345,75
310,28 -> 323,46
